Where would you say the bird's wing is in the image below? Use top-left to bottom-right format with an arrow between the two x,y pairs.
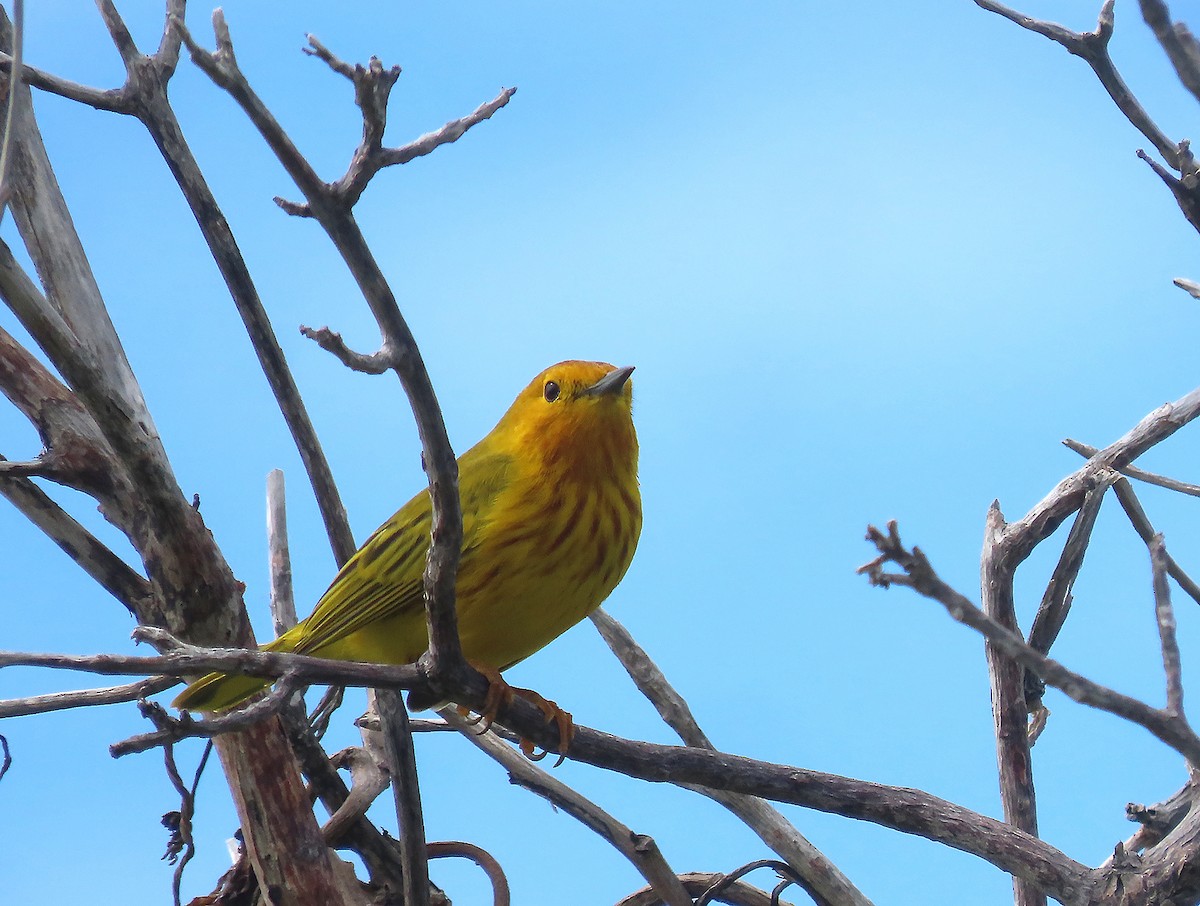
288,450 -> 512,656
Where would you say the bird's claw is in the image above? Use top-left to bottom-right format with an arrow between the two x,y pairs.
512,688 -> 573,767
466,665 -> 573,766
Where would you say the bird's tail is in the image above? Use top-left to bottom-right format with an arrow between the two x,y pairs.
171,635 -> 291,712
171,671 -> 272,712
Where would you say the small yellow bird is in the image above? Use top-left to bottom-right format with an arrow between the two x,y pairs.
174,360 -> 641,724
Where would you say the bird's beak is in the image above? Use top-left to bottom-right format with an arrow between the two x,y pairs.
582,365 -> 635,397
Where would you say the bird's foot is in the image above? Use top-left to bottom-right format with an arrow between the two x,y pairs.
457,664 -> 512,734
459,665 -> 573,766
512,687 -> 573,767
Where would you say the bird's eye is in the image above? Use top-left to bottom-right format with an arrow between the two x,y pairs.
543,380 -> 561,403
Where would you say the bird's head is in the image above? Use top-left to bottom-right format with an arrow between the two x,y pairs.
493,360 -> 638,481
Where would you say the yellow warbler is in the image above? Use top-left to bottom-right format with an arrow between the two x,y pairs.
174,360 -> 641,712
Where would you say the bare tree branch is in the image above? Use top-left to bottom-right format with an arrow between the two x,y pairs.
426,841 -> 511,906
590,607 -> 872,906
0,467 -> 151,613
1139,0 -> 1200,105
70,6 -> 361,564
320,746 -> 389,843
0,629 -> 1095,901
0,632 -> 422,688
860,521 -> 1200,767
1000,386 -> 1200,566
1136,146 -> 1200,235
160,739 -> 209,906
298,325 -> 392,374
1064,438 -> 1200,498
0,0 -> 24,220
273,35 -> 516,215
621,871 -> 801,906
980,503 -> 1044,906
0,675 -> 174,718
975,1 -> 1180,166
177,11 -> 468,687
376,689 -> 430,906
267,470 -> 299,637
1022,478 -> 1111,729
1173,276 -> 1200,298
1063,440 -> 1200,608
111,676 -> 305,757
1150,536 -> 1186,717
439,708 -> 695,906
1027,478 -> 1111,659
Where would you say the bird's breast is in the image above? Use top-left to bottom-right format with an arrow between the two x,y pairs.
453,471 -> 641,670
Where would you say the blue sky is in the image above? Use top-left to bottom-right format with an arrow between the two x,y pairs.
5,2 -> 1200,904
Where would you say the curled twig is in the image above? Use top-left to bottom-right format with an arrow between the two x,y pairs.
427,841 -> 511,906
160,740 -> 212,906
696,860 -> 801,906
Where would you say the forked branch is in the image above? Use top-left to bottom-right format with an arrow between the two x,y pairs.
859,521 -> 1200,767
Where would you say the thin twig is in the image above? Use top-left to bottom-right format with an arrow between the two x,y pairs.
0,675 -> 176,718
377,87 -> 517,169
1000,385 -> 1200,567
1024,475 -> 1112,714
696,861 -> 802,906
0,471 -> 151,614
112,675 -> 305,757
1136,146 -> 1200,235
161,741 -> 199,906
1,633 -> 421,688
1151,535 -> 1186,717
0,48 -> 127,111
1124,782 -> 1197,847
278,35 -> 515,213
308,686 -> 344,739
1027,477 -> 1112,656
1062,440 -> 1200,607
619,872 -> 797,906
975,0 -> 1180,166
1064,438 -> 1200,498
298,325 -> 391,374
0,733 -> 10,783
